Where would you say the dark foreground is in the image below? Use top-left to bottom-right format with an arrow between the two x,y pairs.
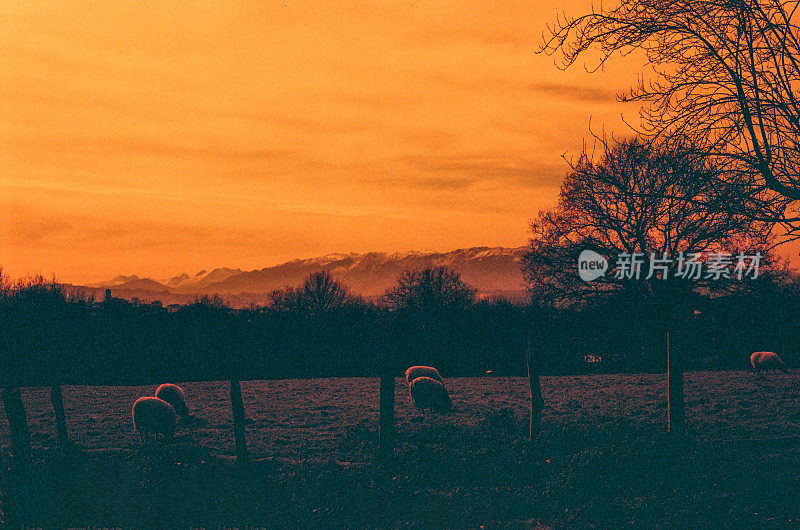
2,372 -> 799,527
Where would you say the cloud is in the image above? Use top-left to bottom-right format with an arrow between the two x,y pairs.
4,134 -> 298,161
424,72 -> 619,104
0,202 -> 73,243
395,153 -> 566,189
526,81 -> 619,103
371,174 -> 481,191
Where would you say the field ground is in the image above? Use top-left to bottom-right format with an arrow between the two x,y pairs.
2,370 -> 800,527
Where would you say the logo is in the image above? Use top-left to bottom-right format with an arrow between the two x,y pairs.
576,250 -> 762,282
578,250 -> 608,282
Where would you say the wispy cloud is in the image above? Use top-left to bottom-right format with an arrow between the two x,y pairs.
0,177 -> 195,203
527,81 -> 619,103
396,153 -> 566,188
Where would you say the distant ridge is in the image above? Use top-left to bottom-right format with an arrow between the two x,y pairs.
166,267 -> 243,290
83,246 -> 527,305
88,274 -> 142,288
111,277 -> 170,292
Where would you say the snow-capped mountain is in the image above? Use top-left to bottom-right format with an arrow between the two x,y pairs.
88,247 -> 527,302
165,268 -> 244,290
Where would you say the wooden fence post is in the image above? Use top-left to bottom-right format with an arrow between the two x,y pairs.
666,331 -> 685,437
378,371 -> 395,463
527,340 -> 544,442
50,385 -> 71,449
229,379 -> 249,464
2,386 -> 31,465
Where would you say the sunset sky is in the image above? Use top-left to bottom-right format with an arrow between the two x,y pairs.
2,1 -> 649,284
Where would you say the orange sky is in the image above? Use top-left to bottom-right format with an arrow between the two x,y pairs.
2,1 -> 649,284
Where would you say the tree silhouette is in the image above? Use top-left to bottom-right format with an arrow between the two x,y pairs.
539,0 -> 800,227
270,271 -> 358,314
382,266 -> 477,368
382,266 -> 476,314
522,137 -> 774,306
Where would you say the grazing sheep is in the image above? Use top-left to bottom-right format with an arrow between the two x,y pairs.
132,397 -> 177,442
405,365 -> 444,385
750,351 -> 788,373
409,376 -> 452,413
155,383 -> 192,419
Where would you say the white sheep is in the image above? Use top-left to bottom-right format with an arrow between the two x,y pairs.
132,396 -> 177,442
155,383 -> 192,419
409,376 -> 452,413
750,351 -> 788,373
405,365 -> 444,385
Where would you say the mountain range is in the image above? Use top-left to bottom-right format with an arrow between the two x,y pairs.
76,247 -> 527,307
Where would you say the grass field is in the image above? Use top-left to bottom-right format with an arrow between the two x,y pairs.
2,370 -> 800,527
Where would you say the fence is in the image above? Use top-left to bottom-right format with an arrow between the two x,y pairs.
1,333 -> 703,466
0,356 -> 548,467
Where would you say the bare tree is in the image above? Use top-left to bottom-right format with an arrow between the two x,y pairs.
523,137 -> 777,437
522,137 -> 774,305
381,266 -> 476,366
270,271 -> 357,314
381,266 -> 476,313
539,0 -> 800,230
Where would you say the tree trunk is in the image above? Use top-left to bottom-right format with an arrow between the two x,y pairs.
50,385 -> 71,449
378,372 -> 395,463
527,341 -> 544,442
667,331 -> 685,437
229,379 -> 249,464
2,387 -> 31,465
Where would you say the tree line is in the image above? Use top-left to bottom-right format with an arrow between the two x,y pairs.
1,255 -> 798,386
0,269 -> 526,385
